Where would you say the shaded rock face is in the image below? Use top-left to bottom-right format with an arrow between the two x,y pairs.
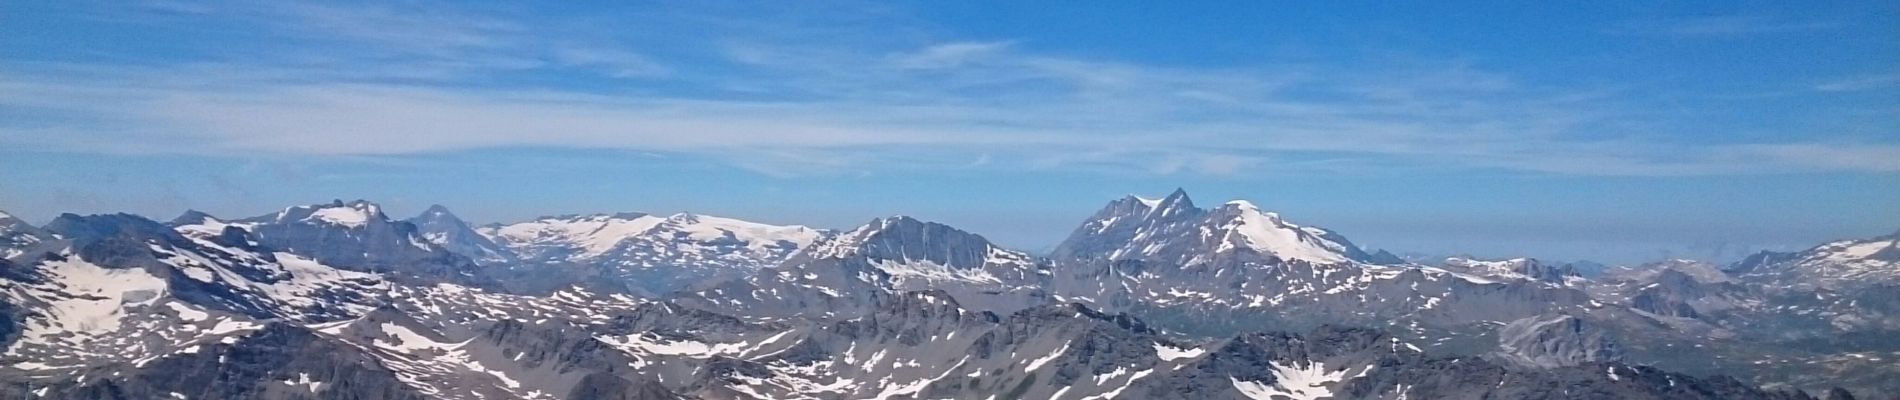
1493,314 -> 1623,368
828,216 -> 994,270
4,324 -> 427,400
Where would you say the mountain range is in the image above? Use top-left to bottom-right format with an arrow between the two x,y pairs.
0,190 -> 1891,399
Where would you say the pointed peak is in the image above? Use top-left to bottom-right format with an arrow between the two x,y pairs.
1123,194 -> 1162,209
408,205 -> 471,228
1152,188 -> 1196,215
1163,187 -> 1191,202
169,209 -> 219,226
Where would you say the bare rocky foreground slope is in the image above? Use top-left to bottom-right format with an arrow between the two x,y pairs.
0,191 -> 1891,399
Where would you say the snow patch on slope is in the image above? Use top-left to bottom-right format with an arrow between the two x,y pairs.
1154,342 -> 1206,361
488,214 -> 666,257
1230,360 -> 1366,400
1216,201 -> 1350,264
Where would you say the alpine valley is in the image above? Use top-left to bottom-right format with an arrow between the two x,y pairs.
1,190 -> 1892,399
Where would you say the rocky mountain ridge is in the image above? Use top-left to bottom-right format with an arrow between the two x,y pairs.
0,192 -> 1889,398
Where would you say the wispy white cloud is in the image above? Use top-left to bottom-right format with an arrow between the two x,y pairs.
1815,73 -> 1900,92
892,41 -> 1014,69
1608,15 -> 1841,37
1,2 -> 1893,179
550,47 -> 671,78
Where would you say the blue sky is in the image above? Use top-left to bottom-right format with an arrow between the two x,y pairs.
2,1 -> 1896,264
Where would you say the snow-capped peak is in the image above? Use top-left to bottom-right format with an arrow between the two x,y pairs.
266,200 -> 388,229
1209,201 -> 1353,264
1150,188 -> 1196,218
1057,190 -> 1369,266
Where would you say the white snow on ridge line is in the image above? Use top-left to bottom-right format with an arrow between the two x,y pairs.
1215,201 -> 1351,265
487,214 -> 667,257
1132,195 -> 1162,209
666,214 -> 824,250
306,206 -> 373,228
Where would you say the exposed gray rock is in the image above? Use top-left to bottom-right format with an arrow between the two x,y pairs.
1493,314 -> 1623,368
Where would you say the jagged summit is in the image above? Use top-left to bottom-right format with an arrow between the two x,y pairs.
1150,187 -> 1196,217
1054,189 -> 1372,266
805,215 -> 1001,268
